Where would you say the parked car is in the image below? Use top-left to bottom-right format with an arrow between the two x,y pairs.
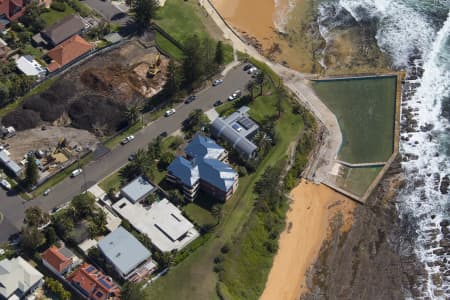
212,79 -> 223,86
228,90 -> 242,101
43,188 -> 51,196
121,135 -> 135,145
128,154 -> 135,161
213,100 -> 223,107
159,131 -> 168,137
248,67 -> 258,74
184,95 -> 197,104
0,179 -> 11,190
71,168 -> 83,177
243,64 -> 252,71
165,108 -> 176,117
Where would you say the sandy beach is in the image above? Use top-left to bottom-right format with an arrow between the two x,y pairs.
211,0 -> 289,49
260,180 -> 356,300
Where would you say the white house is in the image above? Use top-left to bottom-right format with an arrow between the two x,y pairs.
112,198 -> 199,252
0,257 -> 44,299
15,55 -> 46,78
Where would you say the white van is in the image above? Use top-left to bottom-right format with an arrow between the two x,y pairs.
71,168 -> 83,177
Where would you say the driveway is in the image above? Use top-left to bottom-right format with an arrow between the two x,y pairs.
0,64 -> 252,242
82,0 -> 128,23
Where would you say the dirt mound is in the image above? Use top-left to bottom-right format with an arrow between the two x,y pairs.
68,95 -> 127,135
2,109 -> 41,130
23,94 -> 66,122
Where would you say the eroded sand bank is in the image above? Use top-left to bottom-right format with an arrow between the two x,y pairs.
260,180 -> 356,300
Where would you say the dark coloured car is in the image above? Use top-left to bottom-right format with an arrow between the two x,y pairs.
185,95 -> 197,104
159,131 -> 168,137
128,154 -> 136,161
213,100 -> 223,107
243,64 -> 252,71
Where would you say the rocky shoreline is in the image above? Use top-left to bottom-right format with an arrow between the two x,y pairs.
301,157 -> 428,299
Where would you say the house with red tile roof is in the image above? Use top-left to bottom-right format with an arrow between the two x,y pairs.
0,0 -> 26,29
46,34 -> 92,72
67,263 -> 121,300
42,245 -> 77,276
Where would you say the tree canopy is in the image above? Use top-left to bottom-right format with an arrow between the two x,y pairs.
24,155 -> 39,188
130,0 -> 159,30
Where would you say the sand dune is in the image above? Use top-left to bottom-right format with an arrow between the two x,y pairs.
260,180 -> 356,300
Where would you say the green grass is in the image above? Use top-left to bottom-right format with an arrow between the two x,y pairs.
155,0 -> 212,43
146,74 -> 304,299
155,32 -> 184,61
98,169 -> 122,192
336,166 -> 383,197
22,44 -> 44,60
184,203 -> 217,227
313,76 -> 397,163
155,0 -> 234,63
41,5 -> 76,27
31,153 -> 93,198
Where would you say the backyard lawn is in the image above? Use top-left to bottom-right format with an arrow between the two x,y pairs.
313,76 -> 397,163
183,203 -> 217,228
41,5 -> 76,27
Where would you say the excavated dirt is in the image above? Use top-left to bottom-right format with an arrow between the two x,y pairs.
2,40 -> 168,136
301,156 -> 426,300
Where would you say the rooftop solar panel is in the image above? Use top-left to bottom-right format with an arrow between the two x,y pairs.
98,278 -> 113,289
237,117 -> 256,130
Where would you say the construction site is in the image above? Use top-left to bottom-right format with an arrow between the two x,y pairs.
0,39 -> 169,183
3,40 -> 168,136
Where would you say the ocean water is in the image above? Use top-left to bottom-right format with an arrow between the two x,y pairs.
315,0 -> 450,298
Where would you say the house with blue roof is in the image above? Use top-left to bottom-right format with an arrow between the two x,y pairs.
167,134 -> 238,201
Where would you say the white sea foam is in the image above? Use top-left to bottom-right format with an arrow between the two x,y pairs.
273,0 -> 296,33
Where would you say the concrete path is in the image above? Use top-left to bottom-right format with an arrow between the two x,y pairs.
200,0 -> 342,184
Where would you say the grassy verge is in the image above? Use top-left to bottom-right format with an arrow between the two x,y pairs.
155,32 -> 184,61
31,153 -> 93,198
98,169 -> 122,192
41,5 -> 76,27
145,68 -> 306,299
103,122 -> 143,150
312,76 -> 397,163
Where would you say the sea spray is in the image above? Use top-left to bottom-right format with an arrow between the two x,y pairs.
316,0 -> 450,297
273,0 -> 296,33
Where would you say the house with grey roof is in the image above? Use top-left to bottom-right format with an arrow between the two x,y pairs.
98,227 -> 156,281
210,106 -> 259,160
121,176 -> 156,203
167,134 -> 238,201
0,256 -> 44,299
41,15 -> 85,47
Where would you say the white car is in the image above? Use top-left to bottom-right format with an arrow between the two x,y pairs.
165,108 -> 176,117
121,135 -> 135,145
228,90 -> 242,101
212,79 -> 223,86
0,179 -> 11,190
71,168 -> 83,178
248,67 -> 258,74
43,188 -> 51,196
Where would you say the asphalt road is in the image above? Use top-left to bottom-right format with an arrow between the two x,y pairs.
0,64 -> 251,242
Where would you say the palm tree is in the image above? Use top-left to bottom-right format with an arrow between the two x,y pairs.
255,72 -> 265,96
246,80 -> 255,100
124,105 -> 141,125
